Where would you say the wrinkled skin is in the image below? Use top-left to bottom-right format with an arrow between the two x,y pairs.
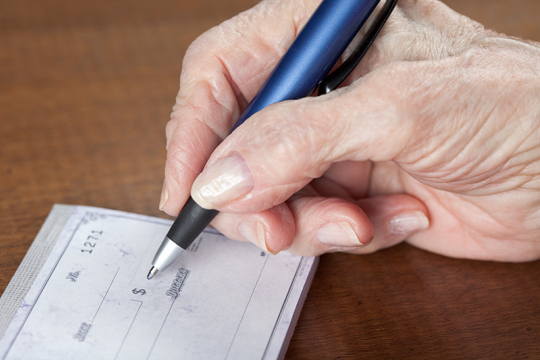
160,0 -> 540,261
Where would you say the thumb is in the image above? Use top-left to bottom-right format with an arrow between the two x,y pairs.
190,63 -> 429,213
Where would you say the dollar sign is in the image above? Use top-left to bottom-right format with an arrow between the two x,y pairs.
132,288 -> 146,295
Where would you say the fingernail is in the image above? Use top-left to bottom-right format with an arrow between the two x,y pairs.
191,153 -> 254,209
159,183 -> 168,210
238,221 -> 276,254
317,222 -> 363,247
390,211 -> 429,236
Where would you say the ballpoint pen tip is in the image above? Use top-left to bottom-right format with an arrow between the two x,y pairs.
147,266 -> 158,280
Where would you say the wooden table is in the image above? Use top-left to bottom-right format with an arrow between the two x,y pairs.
1,0 -> 539,358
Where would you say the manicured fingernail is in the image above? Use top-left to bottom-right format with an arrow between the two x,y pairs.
317,222 -> 363,247
159,183 -> 168,210
191,153 -> 254,209
390,211 -> 429,236
238,221 -> 276,254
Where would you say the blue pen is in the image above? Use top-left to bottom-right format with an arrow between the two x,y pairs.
149,0 -> 383,279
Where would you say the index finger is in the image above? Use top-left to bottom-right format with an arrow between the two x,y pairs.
161,0 -> 321,215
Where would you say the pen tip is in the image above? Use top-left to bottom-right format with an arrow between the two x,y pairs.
147,266 -> 158,280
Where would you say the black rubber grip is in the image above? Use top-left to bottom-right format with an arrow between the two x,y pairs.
166,197 -> 219,249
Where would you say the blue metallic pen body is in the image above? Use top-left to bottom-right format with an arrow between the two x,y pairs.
232,0 -> 380,131
149,0 -> 381,277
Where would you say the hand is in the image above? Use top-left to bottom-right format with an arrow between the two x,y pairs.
161,0 -> 540,261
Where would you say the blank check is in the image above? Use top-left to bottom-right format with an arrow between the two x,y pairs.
0,205 -> 317,360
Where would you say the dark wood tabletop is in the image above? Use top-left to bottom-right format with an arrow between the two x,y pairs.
1,0 -> 539,358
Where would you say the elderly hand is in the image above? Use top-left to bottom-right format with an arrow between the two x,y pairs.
160,0 -> 540,261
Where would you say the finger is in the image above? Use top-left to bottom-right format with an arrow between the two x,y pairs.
210,203 -> 295,254
285,194 -> 374,257
350,194 -> 429,254
161,0 -> 321,215
284,193 -> 428,257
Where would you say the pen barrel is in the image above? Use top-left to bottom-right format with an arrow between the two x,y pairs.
165,0 -> 379,254
231,0 -> 380,131
166,197 -> 218,249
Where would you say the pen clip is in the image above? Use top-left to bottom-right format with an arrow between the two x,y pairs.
317,0 -> 398,96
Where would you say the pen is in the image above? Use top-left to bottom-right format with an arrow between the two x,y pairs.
148,0 -> 385,279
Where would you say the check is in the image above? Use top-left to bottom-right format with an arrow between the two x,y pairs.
0,206 -> 317,360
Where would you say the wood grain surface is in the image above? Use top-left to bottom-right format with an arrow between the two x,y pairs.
1,0 -> 539,358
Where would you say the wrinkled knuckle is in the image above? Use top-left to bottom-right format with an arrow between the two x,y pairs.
165,118 -> 179,142
165,143 -> 203,188
183,40 -> 205,67
182,27 -> 221,68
